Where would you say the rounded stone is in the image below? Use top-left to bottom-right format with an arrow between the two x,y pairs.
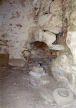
53,88 -> 74,105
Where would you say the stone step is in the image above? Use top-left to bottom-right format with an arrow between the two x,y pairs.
9,59 -> 25,67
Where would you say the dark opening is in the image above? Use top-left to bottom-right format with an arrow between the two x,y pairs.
30,41 -> 48,50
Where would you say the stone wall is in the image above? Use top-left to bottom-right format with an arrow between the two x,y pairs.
0,0 -> 63,59
0,0 -> 34,59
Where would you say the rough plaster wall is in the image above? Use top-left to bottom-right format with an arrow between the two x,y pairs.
0,0 -> 63,59
0,0 -> 35,59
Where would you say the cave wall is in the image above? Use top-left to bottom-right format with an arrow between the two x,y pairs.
0,0 -> 63,59
0,0 -> 76,94
66,0 -> 76,65
51,0 -> 76,94
66,0 -> 76,93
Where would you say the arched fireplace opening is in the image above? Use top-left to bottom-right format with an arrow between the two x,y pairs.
30,41 -> 48,50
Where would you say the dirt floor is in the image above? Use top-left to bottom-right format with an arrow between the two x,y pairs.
0,65 -> 76,108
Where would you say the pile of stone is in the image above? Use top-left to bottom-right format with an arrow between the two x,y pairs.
29,65 -> 50,87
